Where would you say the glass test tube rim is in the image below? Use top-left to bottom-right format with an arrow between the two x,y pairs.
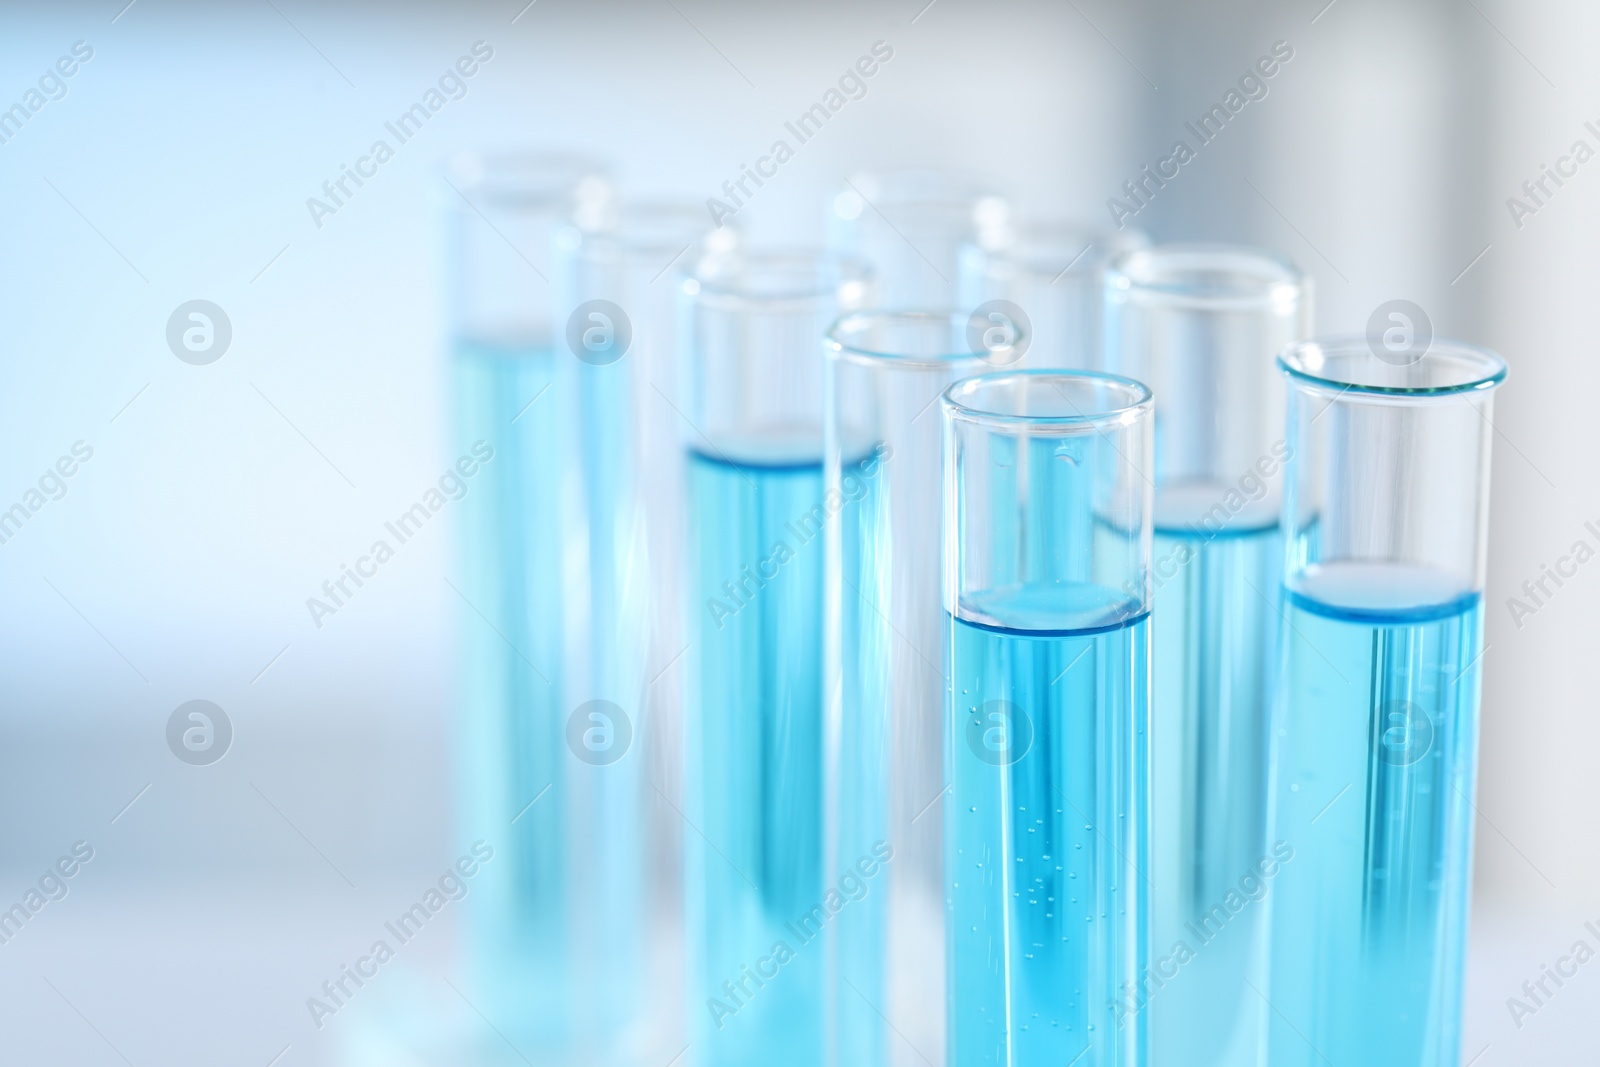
1107,241 -> 1304,312
1279,334 -> 1508,401
941,367 -> 1153,435
687,247 -> 872,306
447,151 -> 611,349
827,308 -> 1020,371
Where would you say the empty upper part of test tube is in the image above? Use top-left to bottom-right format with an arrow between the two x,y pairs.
560,201 -> 738,298
684,250 -> 873,461
554,200 -> 738,681
827,309 -> 1007,624
446,151 -> 611,347
828,308 -> 1013,460
942,370 -> 1155,624
1278,336 -> 1507,606
1104,244 -> 1308,531
959,220 -> 1148,369
557,201 -> 738,372
830,170 -> 1009,309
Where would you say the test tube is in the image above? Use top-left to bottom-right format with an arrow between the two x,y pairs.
1102,245 -> 1307,1066
958,222 -> 1148,369
446,151 -> 609,1049
942,370 -> 1153,1067
830,171 -> 1010,308
825,312 -> 1009,1066
682,251 -> 871,1067
554,204 -> 736,1061
1265,337 -> 1505,1067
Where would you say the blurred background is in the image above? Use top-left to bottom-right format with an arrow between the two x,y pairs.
0,0 -> 1593,1063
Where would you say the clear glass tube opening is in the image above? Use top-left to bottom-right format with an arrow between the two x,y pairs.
824,311 -> 1000,1066
943,371 -> 1154,624
1279,336 -> 1506,605
941,370 -> 1152,1067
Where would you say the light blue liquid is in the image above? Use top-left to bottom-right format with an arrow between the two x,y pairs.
686,449 -> 825,1067
1148,523 -> 1280,1066
946,582 -> 1149,1067
451,340 -> 568,1044
1265,568 -> 1483,1067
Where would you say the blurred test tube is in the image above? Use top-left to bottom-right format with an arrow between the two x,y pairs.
680,250 -> 871,1067
553,202 -> 737,1063
446,151 -> 609,1054
830,171 -> 1010,309
1103,244 -> 1307,1067
825,311 -> 1008,1067
958,221 -> 1148,369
